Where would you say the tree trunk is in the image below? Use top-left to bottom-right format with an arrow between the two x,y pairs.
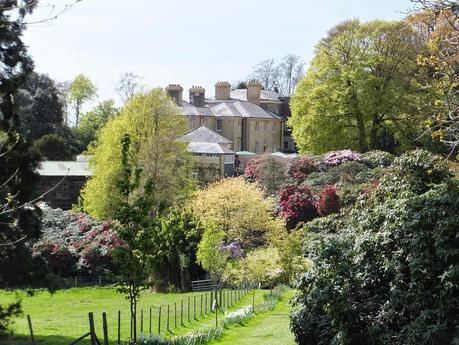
369,114 -> 379,150
355,112 -> 368,152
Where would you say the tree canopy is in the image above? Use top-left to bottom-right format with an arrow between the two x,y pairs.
68,74 -> 97,127
191,177 -> 285,249
76,99 -> 118,150
82,89 -> 193,220
289,19 -> 430,154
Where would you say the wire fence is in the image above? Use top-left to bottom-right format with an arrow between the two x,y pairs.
26,287 -> 252,345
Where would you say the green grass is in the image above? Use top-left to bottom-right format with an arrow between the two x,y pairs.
207,290 -> 296,345
0,287 -> 263,345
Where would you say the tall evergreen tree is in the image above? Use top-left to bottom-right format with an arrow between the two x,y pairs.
0,1 -> 52,335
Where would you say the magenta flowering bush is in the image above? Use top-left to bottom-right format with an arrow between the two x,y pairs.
316,185 -> 341,216
323,150 -> 361,166
33,208 -> 123,276
243,157 -> 262,182
278,184 -> 318,230
288,156 -> 316,182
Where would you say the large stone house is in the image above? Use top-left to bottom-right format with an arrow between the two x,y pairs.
166,80 -> 294,154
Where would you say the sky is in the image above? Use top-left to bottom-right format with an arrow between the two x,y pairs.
24,0 -> 415,111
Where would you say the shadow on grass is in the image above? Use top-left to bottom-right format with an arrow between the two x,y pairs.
2,334 -> 94,345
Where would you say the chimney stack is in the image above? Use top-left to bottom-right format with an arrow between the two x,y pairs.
215,81 -> 231,100
189,86 -> 206,107
166,84 -> 183,106
247,80 -> 262,106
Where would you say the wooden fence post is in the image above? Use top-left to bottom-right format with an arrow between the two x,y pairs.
187,297 -> 190,323
74,276 -> 78,288
200,294 -> 203,317
102,312 -> 109,345
205,292 -> 208,314
149,308 -> 152,335
27,315 -> 35,345
193,295 -> 196,320
158,306 -> 162,334
181,300 -> 184,326
140,309 -> 143,334
174,302 -> 177,328
167,305 -> 170,332
210,291 -> 214,312
88,312 -> 96,345
117,311 -> 121,345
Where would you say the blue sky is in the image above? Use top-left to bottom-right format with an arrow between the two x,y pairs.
24,0 -> 414,108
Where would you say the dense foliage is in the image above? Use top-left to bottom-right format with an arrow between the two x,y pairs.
289,19 -> 431,154
32,207 -> 122,276
191,177 -> 285,249
82,89 -> 193,219
290,150 -> 459,345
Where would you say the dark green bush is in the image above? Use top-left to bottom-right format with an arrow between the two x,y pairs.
291,150 -> 459,345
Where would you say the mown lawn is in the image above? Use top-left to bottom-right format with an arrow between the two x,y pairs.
1,287 -> 265,345
208,290 -> 296,345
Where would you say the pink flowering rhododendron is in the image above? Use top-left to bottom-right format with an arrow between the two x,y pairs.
278,184 -> 318,230
33,208 -> 123,276
244,157 -> 262,181
288,156 -> 316,182
323,150 -> 361,166
316,185 -> 341,216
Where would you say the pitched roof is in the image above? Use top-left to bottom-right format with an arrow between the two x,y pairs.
178,100 -> 281,120
229,89 -> 285,103
178,125 -> 232,144
186,142 -> 234,154
37,161 -> 92,176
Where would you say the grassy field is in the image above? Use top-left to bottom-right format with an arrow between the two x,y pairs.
208,290 -> 296,345
1,287 -> 266,345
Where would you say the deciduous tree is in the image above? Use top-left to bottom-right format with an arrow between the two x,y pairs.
191,177 -> 285,249
289,19 -> 429,154
68,74 -> 97,127
82,89 -> 193,220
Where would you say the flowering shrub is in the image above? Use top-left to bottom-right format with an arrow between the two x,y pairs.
361,150 -> 394,168
278,184 -> 318,230
316,185 -> 341,216
323,149 -> 361,166
33,207 -> 123,276
244,156 -> 288,195
220,240 -> 243,259
243,157 -> 262,182
287,156 -> 316,182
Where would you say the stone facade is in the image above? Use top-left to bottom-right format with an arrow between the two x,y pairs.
171,81 -> 284,154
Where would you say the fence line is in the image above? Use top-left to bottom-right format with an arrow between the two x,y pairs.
26,287 -> 252,345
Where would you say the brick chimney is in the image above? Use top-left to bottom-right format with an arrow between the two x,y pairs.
189,86 -> 206,107
247,80 -> 262,105
215,81 -> 231,100
166,84 -> 183,106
